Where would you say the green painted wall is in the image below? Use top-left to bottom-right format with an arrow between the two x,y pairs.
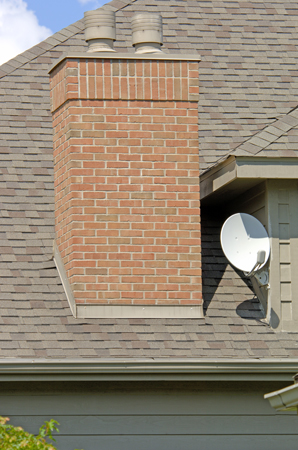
0,381 -> 296,450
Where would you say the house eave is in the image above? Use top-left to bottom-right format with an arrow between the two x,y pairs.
0,358 -> 297,382
200,156 -> 298,205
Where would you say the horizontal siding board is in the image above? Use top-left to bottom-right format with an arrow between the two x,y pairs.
53,435 -> 298,450
2,384 -> 298,450
0,391 -> 275,415
7,414 -> 298,436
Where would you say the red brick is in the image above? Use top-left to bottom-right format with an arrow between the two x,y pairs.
51,57 -> 201,307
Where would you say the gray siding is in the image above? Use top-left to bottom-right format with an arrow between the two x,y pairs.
0,381 -> 297,450
227,182 -> 267,229
267,179 -> 298,331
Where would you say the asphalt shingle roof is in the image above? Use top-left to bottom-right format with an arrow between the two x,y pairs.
1,0 -> 298,359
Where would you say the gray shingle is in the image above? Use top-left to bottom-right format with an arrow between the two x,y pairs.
1,0 -> 298,360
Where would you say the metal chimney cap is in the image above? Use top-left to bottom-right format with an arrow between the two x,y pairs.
131,13 -> 163,54
84,10 -> 116,52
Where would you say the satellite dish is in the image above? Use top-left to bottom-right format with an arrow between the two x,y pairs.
220,213 -> 270,274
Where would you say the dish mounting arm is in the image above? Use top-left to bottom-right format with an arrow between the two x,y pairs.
245,250 -> 266,278
244,250 -> 270,324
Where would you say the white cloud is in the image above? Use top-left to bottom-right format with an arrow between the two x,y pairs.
0,0 -> 52,65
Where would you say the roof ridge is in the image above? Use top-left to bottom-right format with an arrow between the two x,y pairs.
100,0 -> 137,12
0,19 -> 84,79
0,0 -> 137,79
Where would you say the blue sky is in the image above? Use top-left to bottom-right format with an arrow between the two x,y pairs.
0,0 -> 108,65
26,0 -> 107,34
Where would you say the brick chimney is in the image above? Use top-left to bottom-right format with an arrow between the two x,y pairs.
50,12 -> 201,319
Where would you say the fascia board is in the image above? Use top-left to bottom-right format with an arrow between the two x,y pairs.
236,157 -> 298,179
200,156 -> 237,199
0,358 -> 297,382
